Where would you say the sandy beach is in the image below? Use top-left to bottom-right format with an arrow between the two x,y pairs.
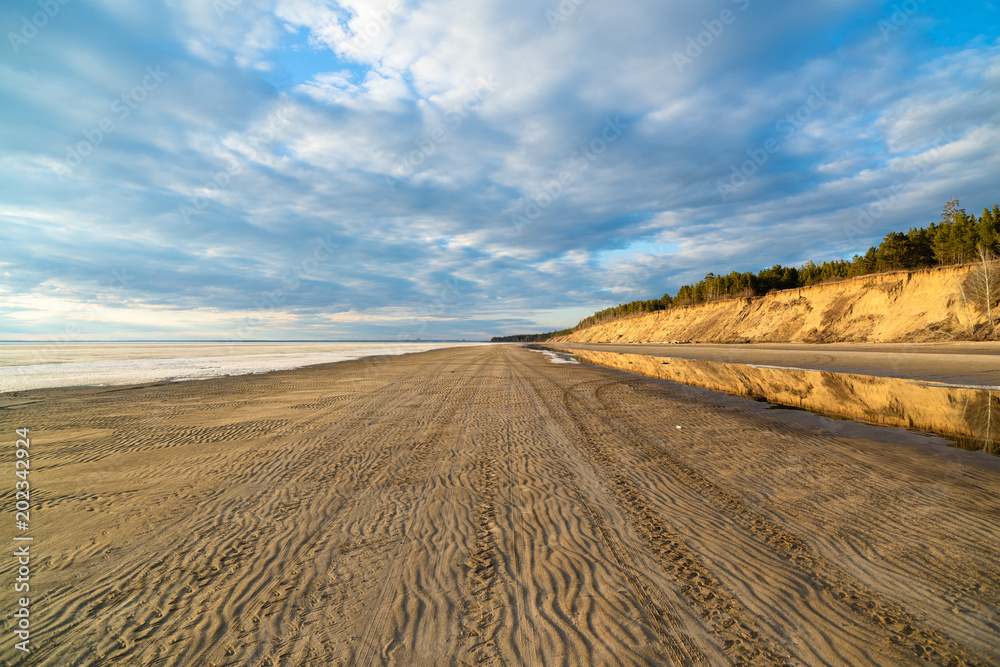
2,344 -> 998,666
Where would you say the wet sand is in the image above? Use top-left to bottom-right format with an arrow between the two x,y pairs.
2,345 -> 998,665
546,341 -> 1000,387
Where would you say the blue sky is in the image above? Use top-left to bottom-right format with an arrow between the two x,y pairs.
1,0 -> 998,341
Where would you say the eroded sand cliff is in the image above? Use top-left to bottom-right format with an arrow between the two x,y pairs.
553,264 -> 988,343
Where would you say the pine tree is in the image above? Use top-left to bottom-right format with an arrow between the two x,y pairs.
978,207 -> 999,253
955,209 -> 977,261
878,231 -> 911,270
943,198 -> 960,225
906,227 -> 935,267
934,224 -> 957,264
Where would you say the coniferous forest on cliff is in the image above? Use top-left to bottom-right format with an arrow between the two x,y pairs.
493,199 -> 1000,342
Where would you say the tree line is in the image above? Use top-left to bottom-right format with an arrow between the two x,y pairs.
491,199 -> 1000,342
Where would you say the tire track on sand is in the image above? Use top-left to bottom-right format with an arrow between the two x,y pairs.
349,351 -> 494,665
593,375 -> 986,666
513,354 -> 790,666
506,349 -> 709,666
464,430 -> 503,665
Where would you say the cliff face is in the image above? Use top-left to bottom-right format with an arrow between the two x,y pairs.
553,264 -> 989,344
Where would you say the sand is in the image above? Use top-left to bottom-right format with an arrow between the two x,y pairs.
1,345 -> 998,666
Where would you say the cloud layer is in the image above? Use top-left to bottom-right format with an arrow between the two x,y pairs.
1,0 -> 998,340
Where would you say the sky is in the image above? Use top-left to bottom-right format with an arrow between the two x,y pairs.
1,0 -> 998,341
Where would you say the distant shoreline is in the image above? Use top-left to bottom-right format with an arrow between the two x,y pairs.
0,342 -> 488,393
0,339 -> 486,344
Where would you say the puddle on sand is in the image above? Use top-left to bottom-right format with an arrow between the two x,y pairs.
558,347 -> 999,455
529,348 -> 580,364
